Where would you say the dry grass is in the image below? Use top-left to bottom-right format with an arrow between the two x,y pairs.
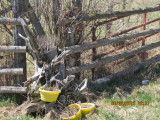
0,76 -> 159,120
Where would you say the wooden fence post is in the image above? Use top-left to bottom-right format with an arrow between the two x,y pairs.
142,13 -> 147,60
12,0 -> 26,86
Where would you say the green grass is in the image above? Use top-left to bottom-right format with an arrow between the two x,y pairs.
88,77 -> 160,120
0,94 -> 17,107
0,93 -> 27,105
0,99 -> 13,107
12,115 -> 34,120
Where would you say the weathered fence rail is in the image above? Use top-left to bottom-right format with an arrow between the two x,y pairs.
66,41 -> 160,75
111,17 -> 160,37
0,86 -> 27,93
66,4 -> 160,22
0,68 -> 23,75
0,46 -> 26,53
0,17 -> 22,25
63,28 -> 160,57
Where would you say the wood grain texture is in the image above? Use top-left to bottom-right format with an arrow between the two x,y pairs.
0,86 -> 27,93
0,46 -> 26,53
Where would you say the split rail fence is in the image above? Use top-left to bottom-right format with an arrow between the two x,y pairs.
0,2 -> 160,93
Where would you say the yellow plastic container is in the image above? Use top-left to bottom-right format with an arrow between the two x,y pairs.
61,104 -> 82,120
80,103 -> 95,116
39,87 -> 61,102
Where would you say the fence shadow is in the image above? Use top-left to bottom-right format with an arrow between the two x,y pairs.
89,63 -> 160,97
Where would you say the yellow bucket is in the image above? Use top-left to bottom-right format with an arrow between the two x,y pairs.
61,104 -> 82,120
39,87 -> 61,102
80,103 -> 95,116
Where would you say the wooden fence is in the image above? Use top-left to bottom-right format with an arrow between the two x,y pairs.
0,0 -> 27,93
0,45 -> 27,93
0,2 -> 160,93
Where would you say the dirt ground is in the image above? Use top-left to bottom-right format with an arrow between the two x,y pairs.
0,104 -> 18,120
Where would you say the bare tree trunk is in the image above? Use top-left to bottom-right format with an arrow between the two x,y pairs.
23,0 -> 45,36
92,1 -> 114,79
63,0 -> 83,79
52,0 -> 61,35
72,0 -> 83,79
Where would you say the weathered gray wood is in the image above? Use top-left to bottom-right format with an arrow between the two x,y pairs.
20,19 -> 42,68
0,5 -> 12,16
52,0 -> 61,35
0,68 -> 23,75
23,0 -> 45,36
0,46 -> 26,53
92,55 -> 160,84
0,86 -> 27,93
65,28 -> 160,56
13,0 -> 26,85
0,17 -> 21,25
66,41 -> 160,75
65,4 -> 160,22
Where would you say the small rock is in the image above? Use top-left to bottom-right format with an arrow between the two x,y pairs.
142,80 -> 149,85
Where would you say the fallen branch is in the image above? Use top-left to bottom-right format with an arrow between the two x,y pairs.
91,55 -> 160,85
